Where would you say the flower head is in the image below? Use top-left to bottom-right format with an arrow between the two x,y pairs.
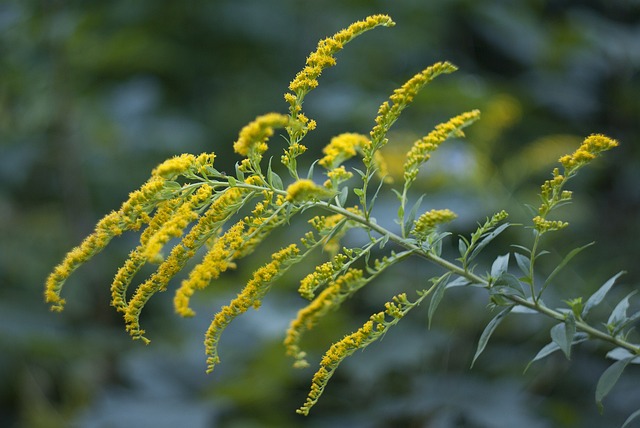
233,113 -> 290,157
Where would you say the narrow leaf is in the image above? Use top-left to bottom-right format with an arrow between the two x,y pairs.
471,306 -> 512,368
469,223 -> 511,263
446,276 -> 471,289
428,273 -> 451,329
622,408 -> 640,428
608,290 -> 637,328
514,252 -> 531,278
524,333 -> 589,372
490,254 -> 510,279
337,186 -> 349,206
582,271 -> 626,318
543,242 -> 594,289
596,357 -> 633,413
606,347 -> 640,364
404,195 -> 425,237
550,313 -> 576,360
458,238 -> 468,259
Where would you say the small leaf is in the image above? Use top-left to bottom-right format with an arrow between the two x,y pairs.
543,242 -> 594,289
306,160 -> 318,180
606,347 -> 640,364
596,357 -> 633,413
524,333 -> 589,372
458,238 -> 468,258
337,186 -> 349,206
550,313 -> 576,360
608,290 -> 637,328
582,271 -> 626,318
227,176 -> 237,187
404,195 -> 425,237
269,169 -> 284,190
490,254 -> 510,279
491,273 -> 525,298
235,162 -> 245,180
446,276 -> 471,289
469,223 -> 511,263
622,408 -> 640,428
514,252 -> 531,277
471,306 -> 512,368
428,273 -> 451,328
353,188 -> 364,197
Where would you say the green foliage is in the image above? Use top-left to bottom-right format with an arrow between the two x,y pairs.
29,9 -> 639,426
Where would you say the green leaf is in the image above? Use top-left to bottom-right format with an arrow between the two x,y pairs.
524,333 -> 589,372
550,313 -> 576,360
337,186 -> 348,206
608,290 -> 636,325
491,273 -> 525,298
268,168 -> 283,190
227,176 -> 237,187
513,252 -> 531,277
543,242 -> 594,289
446,276 -> 471,288
469,223 -> 511,263
428,273 -> 451,328
490,253 -> 510,279
622,408 -> 640,428
582,271 -> 625,318
404,195 -> 425,237
234,162 -> 245,180
353,188 -> 364,197
458,237 -> 468,259
471,306 -> 512,368
606,347 -> 640,364
596,357 -> 633,413
306,160 -> 318,180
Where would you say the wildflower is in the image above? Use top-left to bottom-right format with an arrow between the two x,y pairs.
204,244 -> 300,372
533,216 -> 568,233
285,269 -> 364,367
285,179 -> 331,203
318,133 -> 367,169
173,221 -> 246,317
111,198 -> 183,312
403,110 -> 480,183
124,186 -> 252,342
298,253 -> 348,300
287,15 -> 394,99
45,177 -> 166,311
152,154 -> 197,179
370,62 -> 458,149
233,113 -> 290,157
143,184 -> 213,261
412,209 -> 457,239
559,134 -> 618,174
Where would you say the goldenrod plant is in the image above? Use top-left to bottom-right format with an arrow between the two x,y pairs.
45,15 -> 639,423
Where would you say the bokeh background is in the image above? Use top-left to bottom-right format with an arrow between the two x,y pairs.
2,1 -> 640,427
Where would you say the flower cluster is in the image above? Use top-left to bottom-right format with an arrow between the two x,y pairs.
412,208 -> 458,239
204,243 -> 300,372
369,62 -> 458,154
559,134 -> 618,174
403,110 -> 481,184
232,113 -> 290,157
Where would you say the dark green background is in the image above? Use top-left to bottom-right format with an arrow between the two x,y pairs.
2,1 -> 639,427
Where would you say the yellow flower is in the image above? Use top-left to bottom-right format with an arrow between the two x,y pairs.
370,62 -> 458,149
404,110 -> 480,183
318,133 -> 366,169
287,15 -> 395,98
285,179 -> 331,203
174,221 -> 246,317
412,209 -> 457,239
204,244 -> 300,372
285,269 -> 363,367
152,154 -> 197,179
559,134 -> 619,173
233,113 -> 290,157
45,177 -> 166,311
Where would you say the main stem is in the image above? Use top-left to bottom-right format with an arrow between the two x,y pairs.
234,181 -> 640,356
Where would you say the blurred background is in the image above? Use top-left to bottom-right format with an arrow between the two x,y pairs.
1,1 -> 639,427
